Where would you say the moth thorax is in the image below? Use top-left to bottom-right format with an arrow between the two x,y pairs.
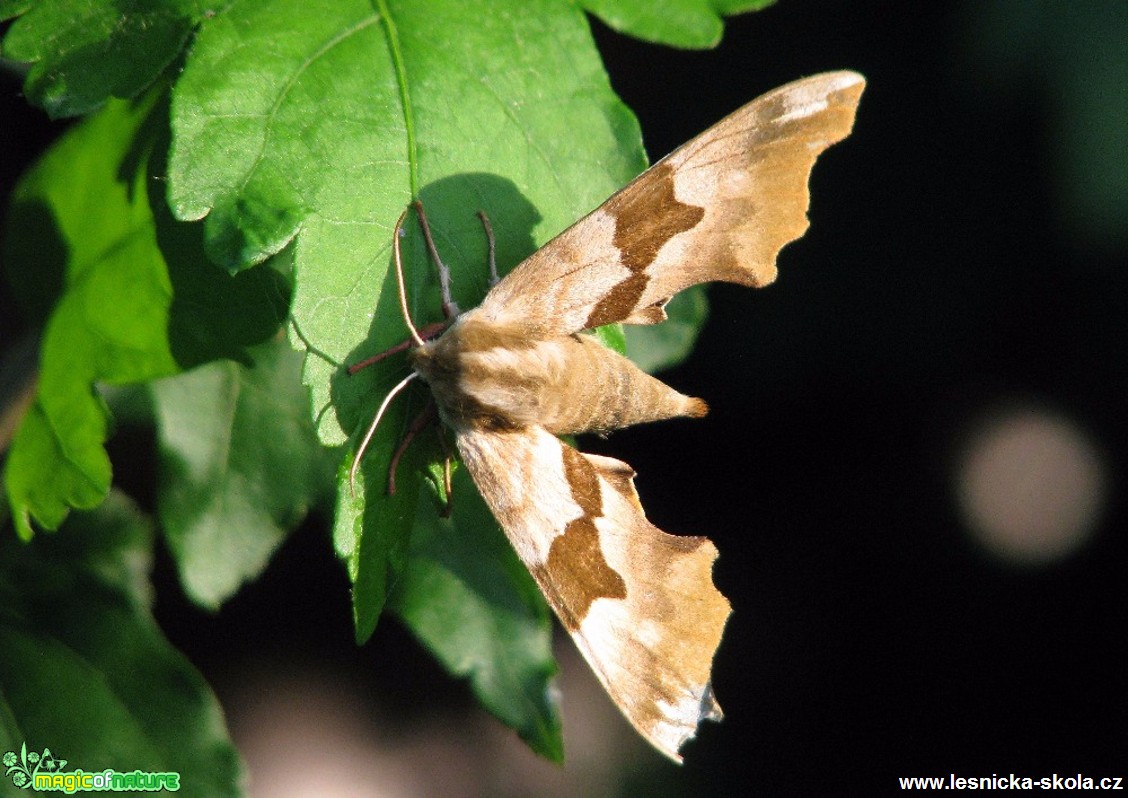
407,333 -> 488,427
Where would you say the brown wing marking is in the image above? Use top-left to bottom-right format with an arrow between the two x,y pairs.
584,164 -> 706,328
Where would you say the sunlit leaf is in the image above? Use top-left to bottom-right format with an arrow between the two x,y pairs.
2,94 -> 286,538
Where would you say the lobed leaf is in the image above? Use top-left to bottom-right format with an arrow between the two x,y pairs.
2,93 -> 287,539
167,0 -> 650,632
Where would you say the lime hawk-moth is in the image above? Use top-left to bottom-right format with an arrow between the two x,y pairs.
351,71 -> 865,761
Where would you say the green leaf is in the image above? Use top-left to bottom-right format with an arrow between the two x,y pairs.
581,0 -> 775,49
0,492 -> 244,798
333,433 -> 421,644
624,284 -> 709,373
2,93 -> 288,538
0,0 -> 761,767
167,0 -> 649,631
3,95 -> 166,538
390,470 -> 562,762
152,339 -> 334,609
712,0 -> 777,14
0,0 -> 208,118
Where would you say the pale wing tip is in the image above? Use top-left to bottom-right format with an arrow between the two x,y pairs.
700,680 -> 724,722
648,681 -> 725,764
784,70 -> 866,112
830,71 -> 867,106
814,69 -> 866,91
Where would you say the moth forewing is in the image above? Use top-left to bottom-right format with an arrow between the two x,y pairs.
474,70 -> 866,338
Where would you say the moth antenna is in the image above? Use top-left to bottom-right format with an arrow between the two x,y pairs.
392,207 -> 426,347
412,200 -> 460,319
477,210 -> 499,286
349,371 -> 419,496
347,320 -> 449,375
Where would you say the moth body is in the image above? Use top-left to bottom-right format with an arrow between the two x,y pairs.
410,313 -> 706,435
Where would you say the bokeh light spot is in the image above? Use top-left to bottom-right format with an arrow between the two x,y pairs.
954,405 -> 1107,564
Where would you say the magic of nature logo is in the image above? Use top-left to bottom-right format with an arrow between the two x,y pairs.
3,744 -> 180,793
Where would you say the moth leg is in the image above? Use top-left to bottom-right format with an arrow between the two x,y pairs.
387,402 -> 438,496
347,320 -> 448,375
411,200 -> 460,319
476,210 -> 499,286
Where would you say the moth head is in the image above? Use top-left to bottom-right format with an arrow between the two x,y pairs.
406,321 -> 460,386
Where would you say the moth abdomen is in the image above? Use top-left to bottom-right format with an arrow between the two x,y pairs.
410,314 -> 706,435
535,335 -> 708,435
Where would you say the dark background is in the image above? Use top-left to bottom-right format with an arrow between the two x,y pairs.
593,2 -> 1127,793
3,1 -> 1125,795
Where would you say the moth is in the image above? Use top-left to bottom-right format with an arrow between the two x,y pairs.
351,71 -> 865,761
